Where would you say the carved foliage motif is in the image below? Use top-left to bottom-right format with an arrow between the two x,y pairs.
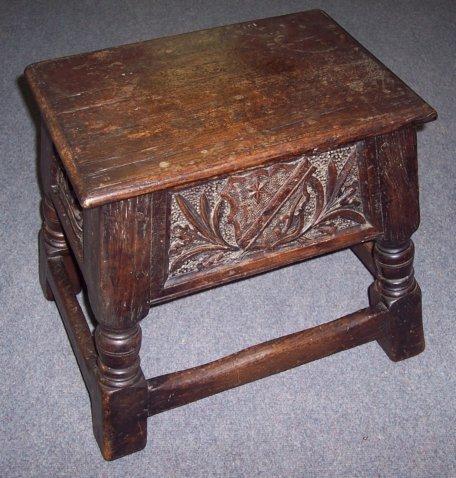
168,144 -> 369,279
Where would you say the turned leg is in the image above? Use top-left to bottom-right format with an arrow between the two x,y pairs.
91,323 -> 148,460
39,197 -> 81,300
369,127 -> 425,361
369,239 -> 424,361
83,197 -> 152,460
39,120 -> 81,300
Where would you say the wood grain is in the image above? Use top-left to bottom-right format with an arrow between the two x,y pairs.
46,256 -> 97,384
167,142 -> 369,281
32,9 -> 436,461
368,126 -> 425,361
83,196 -> 153,328
351,241 -> 376,276
148,305 -> 389,415
25,10 -> 436,207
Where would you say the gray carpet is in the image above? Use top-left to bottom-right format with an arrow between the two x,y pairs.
1,0 -> 455,476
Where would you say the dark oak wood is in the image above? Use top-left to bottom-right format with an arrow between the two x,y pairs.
83,196 -> 152,328
351,241 -> 376,276
160,140 -> 381,297
46,256 -> 148,460
82,198 -> 151,458
148,305 -> 389,415
46,256 -> 97,384
27,10 -> 436,461
51,161 -> 84,263
25,10 -> 435,207
159,227 -> 380,306
367,127 -> 425,360
39,122 -> 81,299
92,324 -> 148,460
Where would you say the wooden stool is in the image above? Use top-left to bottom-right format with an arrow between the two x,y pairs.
25,10 -> 436,460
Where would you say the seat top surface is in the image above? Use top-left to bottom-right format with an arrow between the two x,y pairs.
25,9 -> 436,207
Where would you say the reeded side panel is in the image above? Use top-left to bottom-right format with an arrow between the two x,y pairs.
163,141 -> 376,290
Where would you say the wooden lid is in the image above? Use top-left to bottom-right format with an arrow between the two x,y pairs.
25,10 -> 436,207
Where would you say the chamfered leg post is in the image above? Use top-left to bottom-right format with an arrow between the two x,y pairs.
38,120 -> 81,300
369,127 -> 425,361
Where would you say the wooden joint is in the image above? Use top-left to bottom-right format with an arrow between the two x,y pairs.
368,238 -> 424,362
351,241 -> 376,276
45,255 -> 148,460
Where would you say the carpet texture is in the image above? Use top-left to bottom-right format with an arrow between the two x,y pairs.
1,1 -> 455,476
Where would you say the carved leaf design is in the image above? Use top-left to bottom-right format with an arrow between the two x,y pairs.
211,199 -> 224,239
169,243 -> 227,274
169,145 -> 369,278
175,194 -> 217,243
321,208 -> 366,224
170,194 -> 237,273
327,150 -> 356,207
325,159 -> 337,202
199,194 -> 212,234
309,175 -> 325,223
338,184 -> 361,207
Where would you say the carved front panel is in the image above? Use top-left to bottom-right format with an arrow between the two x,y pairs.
167,143 -> 371,283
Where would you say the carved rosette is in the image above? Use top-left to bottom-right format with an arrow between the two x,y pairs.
168,144 -> 370,280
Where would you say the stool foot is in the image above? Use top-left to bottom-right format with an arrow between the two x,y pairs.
370,239 -> 425,361
92,325 -> 148,460
370,282 -> 424,361
91,379 -> 148,461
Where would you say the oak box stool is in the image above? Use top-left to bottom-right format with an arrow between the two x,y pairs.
25,10 -> 437,460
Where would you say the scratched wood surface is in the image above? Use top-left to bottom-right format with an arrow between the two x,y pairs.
25,9 -> 436,207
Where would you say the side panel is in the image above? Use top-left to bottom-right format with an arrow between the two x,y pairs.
51,157 -> 84,264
